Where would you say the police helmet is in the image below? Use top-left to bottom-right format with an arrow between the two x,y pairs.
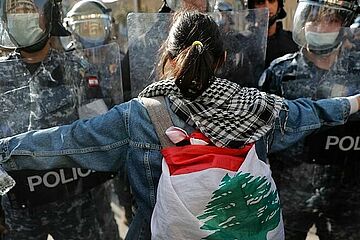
247,0 -> 287,20
0,0 -> 70,52
64,0 -> 112,48
292,0 -> 359,51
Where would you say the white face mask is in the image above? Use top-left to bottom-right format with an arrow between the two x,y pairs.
304,31 -> 340,48
7,13 -> 45,46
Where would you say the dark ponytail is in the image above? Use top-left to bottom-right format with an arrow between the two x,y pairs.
158,11 -> 224,99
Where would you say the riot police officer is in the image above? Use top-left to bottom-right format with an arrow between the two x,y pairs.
65,0 -> 129,234
259,0 -> 360,238
0,0 -> 117,239
64,0 -> 123,107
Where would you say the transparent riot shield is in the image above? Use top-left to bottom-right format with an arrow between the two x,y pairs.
127,9 -> 268,97
71,42 -> 124,118
0,47 -> 123,239
127,13 -> 171,97
72,43 -> 129,239
211,8 -> 268,87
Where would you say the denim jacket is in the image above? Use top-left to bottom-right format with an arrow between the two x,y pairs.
0,96 -> 350,240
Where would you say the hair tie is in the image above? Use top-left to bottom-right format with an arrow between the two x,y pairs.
192,41 -> 203,47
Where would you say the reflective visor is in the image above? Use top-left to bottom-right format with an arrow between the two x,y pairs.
292,1 -> 354,50
0,0 -> 51,49
66,14 -> 111,43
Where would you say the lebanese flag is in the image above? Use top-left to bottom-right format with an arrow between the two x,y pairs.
151,128 -> 284,240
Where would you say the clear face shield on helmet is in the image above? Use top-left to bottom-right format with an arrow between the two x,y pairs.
292,0 -> 355,51
66,15 -> 111,48
64,1 -> 112,49
0,0 -> 51,49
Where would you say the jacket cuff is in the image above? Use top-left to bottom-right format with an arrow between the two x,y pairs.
346,94 -> 360,115
338,97 -> 351,121
0,139 -> 18,170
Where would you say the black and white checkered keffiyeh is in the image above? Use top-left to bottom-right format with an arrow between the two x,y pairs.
139,77 -> 285,148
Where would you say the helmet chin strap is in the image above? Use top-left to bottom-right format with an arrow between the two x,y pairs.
268,14 -> 278,27
20,35 -> 50,54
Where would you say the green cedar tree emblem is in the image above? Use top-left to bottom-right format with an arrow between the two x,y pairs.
197,172 -> 280,240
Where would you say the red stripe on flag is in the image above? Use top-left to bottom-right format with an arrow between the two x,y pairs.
161,144 -> 253,176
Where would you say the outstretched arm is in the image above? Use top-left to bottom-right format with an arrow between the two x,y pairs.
269,95 -> 359,152
0,101 -> 131,172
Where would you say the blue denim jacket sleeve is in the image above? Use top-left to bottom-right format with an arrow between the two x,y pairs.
0,99 -> 132,171
268,97 -> 350,153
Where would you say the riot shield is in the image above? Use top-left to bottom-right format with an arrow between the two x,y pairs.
211,8 -> 268,87
127,9 -> 268,97
0,47 -> 123,239
71,42 -> 124,118
127,13 -> 171,97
